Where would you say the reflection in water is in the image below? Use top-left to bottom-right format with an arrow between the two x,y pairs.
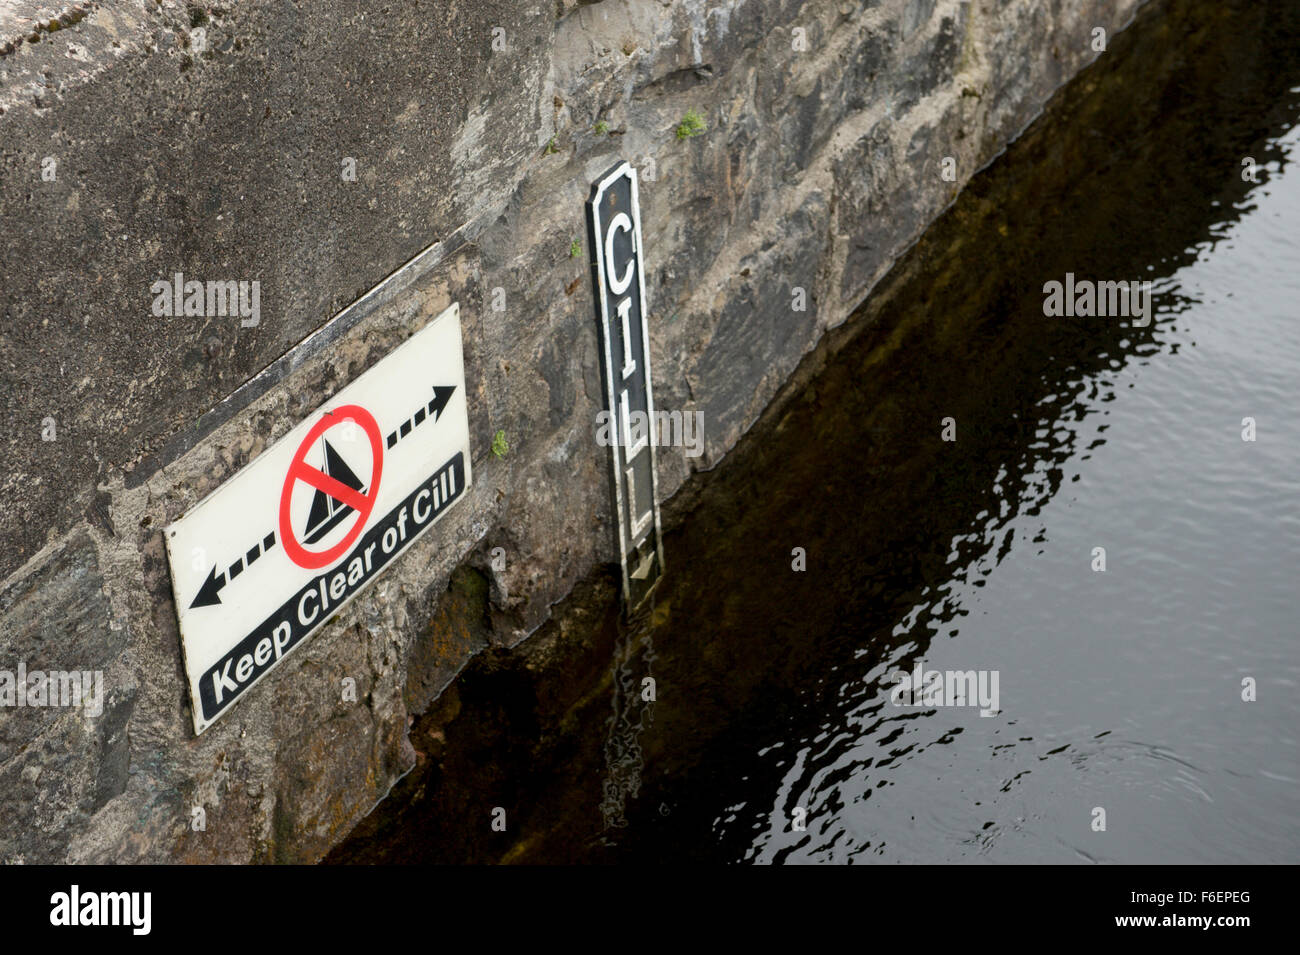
598,629 -> 657,835
329,0 -> 1300,864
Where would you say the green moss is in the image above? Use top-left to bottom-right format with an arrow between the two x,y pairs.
594,120 -> 609,135
676,108 -> 707,140
569,238 -> 581,258
491,430 -> 509,458
449,565 -> 490,605
544,136 -> 558,155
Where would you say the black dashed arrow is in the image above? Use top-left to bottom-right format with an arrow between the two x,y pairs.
190,531 -> 277,608
386,385 -> 456,449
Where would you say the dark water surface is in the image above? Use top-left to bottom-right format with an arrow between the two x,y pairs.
331,0 -> 1300,864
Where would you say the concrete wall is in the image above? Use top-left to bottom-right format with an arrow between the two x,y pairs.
0,0 -> 1142,862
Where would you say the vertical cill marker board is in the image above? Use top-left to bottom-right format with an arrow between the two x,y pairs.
166,303 -> 471,734
587,160 -> 665,613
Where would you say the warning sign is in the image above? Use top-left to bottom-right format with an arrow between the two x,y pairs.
279,404 -> 384,569
165,303 -> 472,734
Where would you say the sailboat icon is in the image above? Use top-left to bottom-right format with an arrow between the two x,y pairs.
302,438 -> 368,545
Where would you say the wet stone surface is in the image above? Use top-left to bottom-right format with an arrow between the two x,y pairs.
329,0 -> 1300,864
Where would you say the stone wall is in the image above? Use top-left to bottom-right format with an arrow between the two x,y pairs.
0,0 -> 1143,862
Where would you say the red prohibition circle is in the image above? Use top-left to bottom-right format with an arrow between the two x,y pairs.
278,404 -> 384,570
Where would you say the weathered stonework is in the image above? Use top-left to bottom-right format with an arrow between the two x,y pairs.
1,0 -> 1143,862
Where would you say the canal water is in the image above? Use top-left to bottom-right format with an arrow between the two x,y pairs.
330,0 -> 1300,864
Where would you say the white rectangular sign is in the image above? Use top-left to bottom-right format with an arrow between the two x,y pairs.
166,303 -> 472,734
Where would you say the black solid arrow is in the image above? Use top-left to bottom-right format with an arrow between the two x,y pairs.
429,385 -> 455,420
191,566 -> 226,608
